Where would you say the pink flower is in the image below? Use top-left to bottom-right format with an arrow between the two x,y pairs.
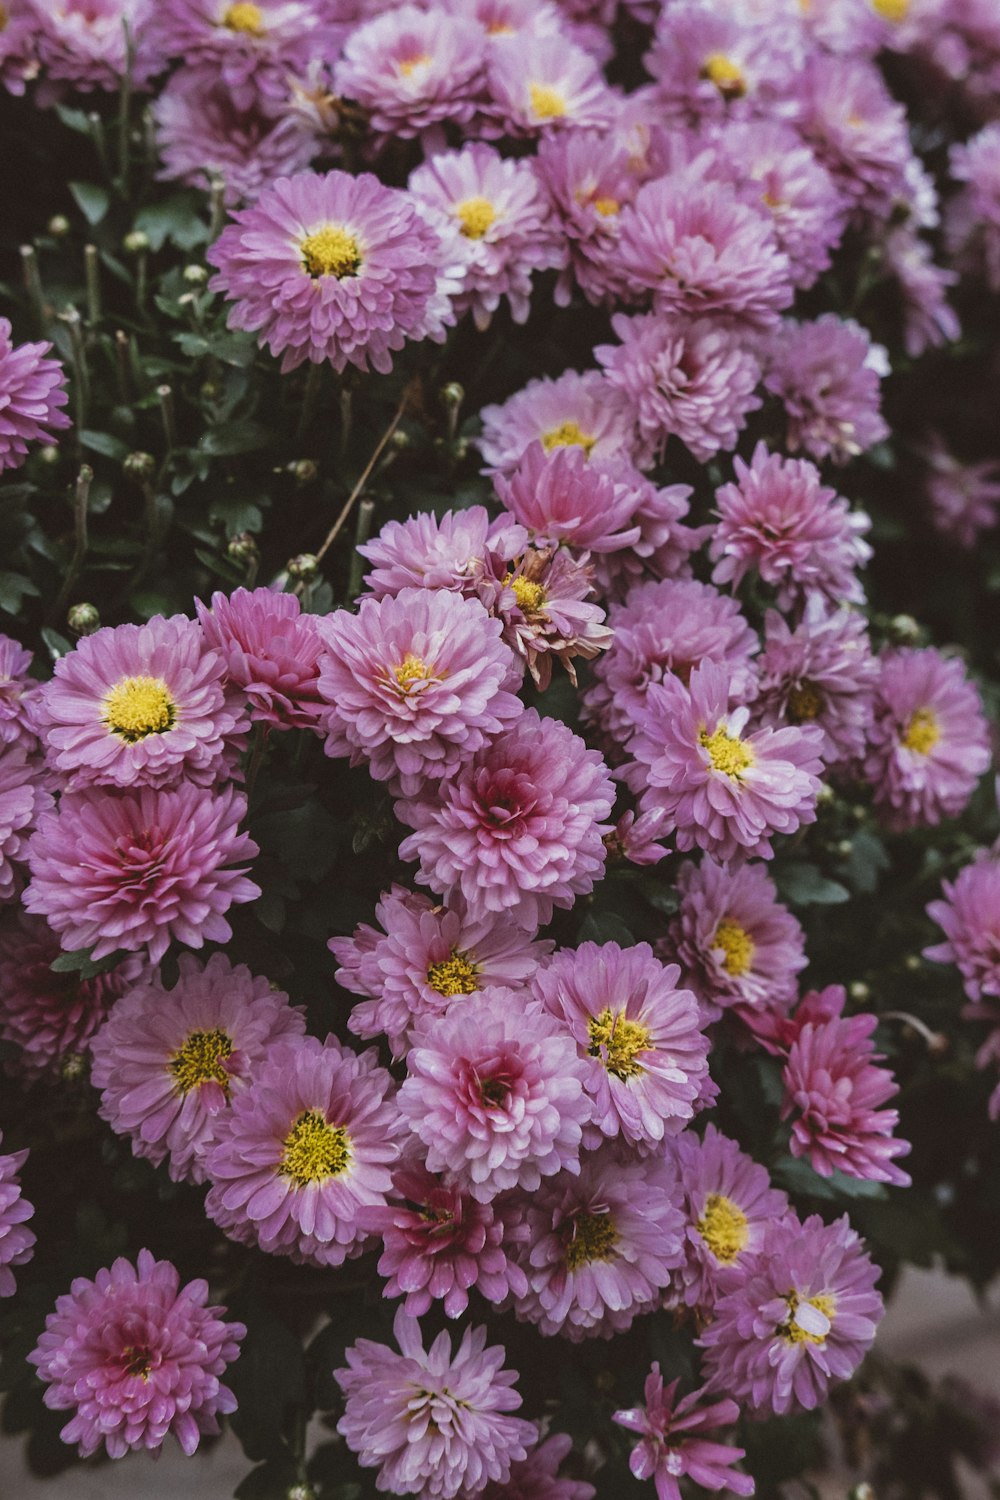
0,744 -> 53,905
195,585 -> 326,730
0,1132 -> 35,1297
0,632 -> 41,753
482,544 -> 613,690
593,478 -> 702,604
493,444 -> 642,554
764,315 -> 889,464
920,434 -> 1000,549
360,505 -> 526,600
799,54 -> 910,215
0,317 -> 71,473
644,1 -> 805,126
26,0 -> 159,95
477,369 -> 638,476
613,1366 -> 754,1500
334,5 -> 486,138
605,808 -> 671,867
926,853 -> 1000,1002
481,1432 -> 595,1500
536,129 -> 642,306
485,32 -> 613,136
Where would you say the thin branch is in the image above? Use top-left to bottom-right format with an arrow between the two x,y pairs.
315,390 -> 410,565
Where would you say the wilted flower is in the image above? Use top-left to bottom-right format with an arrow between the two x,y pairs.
613,1365 -> 754,1500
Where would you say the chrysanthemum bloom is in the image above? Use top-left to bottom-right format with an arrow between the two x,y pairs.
710,444 -> 872,610
799,53 -> 910,214
532,941 -> 710,1149
605,808 -> 671,868
613,1365 -> 753,1500
39,615 -> 246,790
0,633 -> 40,753
508,1147 -> 686,1340
208,169 -> 463,374
330,884 -> 552,1058
536,130 -> 642,306
335,5 -> 485,138
205,1035 -> 401,1266
477,369 -> 638,476
397,709 -> 615,930
438,0 -> 566,48
863,647 -> 991,832
926,854 -> 1000,1002
27,1249 -> 244,1458
667,857 -> 806,1021
0,744 -> 52,905
335,1309 -> 536,1499
360,506 -> 526,601
90,953 -> 305,1184
592,482 -> 704,605
483,546 -> 613,690
742,982 -> 855,1059
398,991 -> 591,1202
195,585 -> 326,730
493,443 -> 642,555
764,315 -> 889,465
0,0 -> 40,97
699,1212 -> 884,1416
26,0 -> 158,95
316,588 -> 522,798
644,0 -> 804,126
0,915 -> 146,1084
485,32 -> 613,136
481,1432 -> 595,1500
920,434 -> 1000,549
947,124 -> 1000,291
0,317 -> 70,473
883,226 -> 959,361
362,1161 -> 529,1319
23,782 -> 259,962
0,1132 -> 35,1297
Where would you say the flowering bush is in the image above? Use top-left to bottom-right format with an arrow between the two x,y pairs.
3,3 -> 1000,1498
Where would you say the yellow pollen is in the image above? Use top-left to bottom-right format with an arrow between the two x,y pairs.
702,52 -> 746,99
788,683 -> 823,722
871,0 -> 909,19
223,2 -> 265,35
486,18 -> 514,33
398,51 -> 431,77
565,1211 -> 618,1270
0,4 -> 8,30
121,1346 -> 152,1381
529,83 -> 567,120
103,675 -> 176,742
902,707 -> 940,755
301,225 -> 361,280
587,1007 -> 651,1081
506,575 -> 547,614
427,950 -> 479,997
593,196 -> 619,217
280,1110 -> 351,1186
700,725 -> 754,780
781,1291 -> 837,1345
169,1029 -> 233,1096
456,196 -> 497,239
696,1193 -> 750,1264
713,921 -> 756,979
393,653 -> 434,691
541,420 -> 595,455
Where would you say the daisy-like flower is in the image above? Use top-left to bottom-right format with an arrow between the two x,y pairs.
335,1309 -> 536,1500
205,1035 -> 401,1267
330,884 -> 552,1058
667,857 -> 806,1021
195,585 -> 326,730
39,616 -> 246,790
0,317 -> 71,473
397,709 -> 615,931
613,1366 -> 753,1500
536,129 -> 641,306
486,32 -> 613,136
148,0 -> 334,110
398,990 -> 591,1203
764,315 -> 889,464
208,169 -> 463,374
26,0 -> 159,95
920,434 -> 1000,550
623,660 -> 824,864
23,783 -> 260,962
645,0 -> 804,125
493,443 -> 642,555
477,369 -> 638,476
485,545 -> 613,690
0,744 -> 52,905
335,5 -> 485,138
0,1131 -> 35,1297
800,53 -> 910,215
360,506 -> 526,601
532,941 -> 710,1149
0,633 -> 40,753
926,853 -> 1000,1002
316,588 -> 523,798
90,953 -> 305,1184
710,443 -> 872,610
27,1250 -> 245,1459
481,1432 -> 595,1500
699,1212 -> 884,1416
863,647 -> 991,832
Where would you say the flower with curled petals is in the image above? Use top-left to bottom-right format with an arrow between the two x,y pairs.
0,1131 -> 35,1298
614,1365 -> 753,1500
0,317 -> 70,473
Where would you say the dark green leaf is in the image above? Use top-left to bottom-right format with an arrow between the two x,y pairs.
775,863 -> 851,907
81,430 -> 131,462
233,1459 -> 302,1500
0,571 -> 40,615
50,948 -> 125,979
199,420 -> 272,457
69,181 -> 110,226
134,191 -> 210,252
577,911 -> 635,945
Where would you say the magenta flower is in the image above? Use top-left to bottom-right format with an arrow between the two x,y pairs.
481,1432 -> 595,1500
613,1366 -> 753,1500
334,5 -> 486,139
920,434 -> 1000,549
536,129 -> 641,306
0,744 -> 53,905
148,0 -> 334,111
593,478 -> 702,604
800,54 -> 910,215
26,0 -> 159,95
360,505 -> 525,601
195,585 -> 326,730
482,545 -> 612,691
485,32 -> 613,136
477,369 -> 638,476
605,808 -> 671,868
23,782 -> 260,962
397,709 -> 615,930
926,854 -> 1000,1002
27,1249 -> 245,1459
0,633 -> 42,753
644,1 -> 804,126
0,317 -> 70,473
493,444 -> 642,555
764,315 -> 889,465
335,1308 -> 536,1499
0,1131 -> 35,1297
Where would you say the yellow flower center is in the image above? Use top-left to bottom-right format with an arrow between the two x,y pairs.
902,707 -> 940,754
541,420 -> 595,455
280,1110 -> 351,1185
696,1193 -> 750,1264
486,18 -> 514,34
169,1028 -> 233,1096
593,196 -> 619,217
393,653 -> 434,691
871,0 -> 908,19
426,950 -> 479,997
781,1291 -> 837,1345
103,675 -> 176,742
300,225 -> 362,280
788,683 -> 823,722
506,575 -> 547,614
565,1211 -> 618,1270
700,725 -> 754,780
529,83 -> 566,120
587,1007 -> 651,1080
456,196 -> 497,239
398,51 -> 432,77
0,4 -> 9,31
121,1345 -> 152,1381
713,921 -> 756,978
223,2 -> 265,35
701,52 -> 746,98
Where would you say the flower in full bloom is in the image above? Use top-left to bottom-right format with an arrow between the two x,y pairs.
26,0 -> 159,95
205,1035 -> 402,1266
359,506 -> 525,601
477,369 -> 638,476
493,444 -> 642,555
208,169 -> 463,373
0,744 -> 52,905
536,129 -> 641,306
0,317 -> 71,473
23,783 -> 260,962
926,853 -> 1000,1002
799,54 -> 910,215
0,633 -> 41,753
397,709 -> 615,930
480,1432 -> 595,1500
334,6 -> 486,139
863,647 -> 991,831
27,1249 -> 245,1458
484,545 -> 612,690
485,32 -> 613,136
644,0 -> 805,126
947,123 -> 1000,292
764,315 -> 889,464
39,615 -> 246,790
90,952 -> 305,1184
0,1131 -> 35,1297
398,991 -> 591,1202
613,1365 -> 753,1500
195,585 -> 326,730
335,1308 -> 536,1500
532,941 -> 710,1149
699,1212 -> 884,1416
920,434 -> 1000,549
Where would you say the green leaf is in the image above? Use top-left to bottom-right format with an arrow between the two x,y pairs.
0,571 -> 41,615
50,948 -> 125,979
134,191 -> 210,252
54,104 -> 92,134
199,420 -> 272,457
773,1156 -> 888,1202
843,829 -> 890,895
228,1316 -> 308,1464
40,627 -> 72,661
81,429 -> 131,462
233,1459 -> 302,1500
69,181 -> 111,226
775,862 -> 851,907
577,911 -> 635,945
209,495 -> 265,538
253,803 -> 341,885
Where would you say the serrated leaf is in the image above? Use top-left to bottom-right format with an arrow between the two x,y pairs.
775,863 -> 851,907
69,180 -> 111,226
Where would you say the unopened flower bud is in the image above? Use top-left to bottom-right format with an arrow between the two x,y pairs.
68,603 -> 101,636
389,428 -> 410,452
122,230 -> 150,255
38,444 -> 60,466
61,1052 -> 89,1084
904,954 -> 921,972
287,552 -> 318,581
227,531 -> 259,565
291,458 -> 318,486
123,451 -> 156,482
837,839 -> 853,857
48,215 -> 71,239
287,1487 -> 317,1500
816,782 -> 835,804
441,381 -> 464,410
183,263 -> 208,285
848,981 -> 870,1003
889,613 -> 920,644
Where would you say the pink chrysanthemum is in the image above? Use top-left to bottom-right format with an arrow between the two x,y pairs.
947,123 -> 1000,291
0,317 -> 71,473
799,53 -> 910,214
316,588 -> 522,798
205,1034 -> 401,1267
667,857 -> 806,1021
0,0 -> 39,97
477,369 -> 638,476
926,853 -> 1000,1002
27,1249 -> 244,1459
920,434 -> 1000,549
397,709 -> 614,930
863,647 -> 991,832
536,130 -> 642,306
195,585 -> 326,730
699,1212 -> 884,1416
0,744 -> 52,905
39,615 -> 246,790
644,1 -> 805,126
335,1308 -> 536,1500
623,660 -> 824,865
330,884 -> 552,1058
0,633 -> 41,753
532,941 -> 710,1150
613,1366 -> 753,1500
360,506 -> 526,601
481,1432 -> 595,1500
0,1131 -> 35,1297
90,952 -> 305,1184
26,0 -> 158,95
883,226 -> 959,361
493,444 -> 642,555
23,782 -> 260,962
335,5 -> 485,138
710,443 -> 872,610
485,32 -> 613,136
208,169 -> 462,374
605,808 -> 672,868
481,545 -> 612,691
398,991 -> 591,1202
592,482 -> 703,604
764,315 -> 889,464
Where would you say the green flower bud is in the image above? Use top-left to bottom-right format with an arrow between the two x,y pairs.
68,603 -> 101,636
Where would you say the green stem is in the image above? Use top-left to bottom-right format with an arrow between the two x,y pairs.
49,466 -> 94,625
